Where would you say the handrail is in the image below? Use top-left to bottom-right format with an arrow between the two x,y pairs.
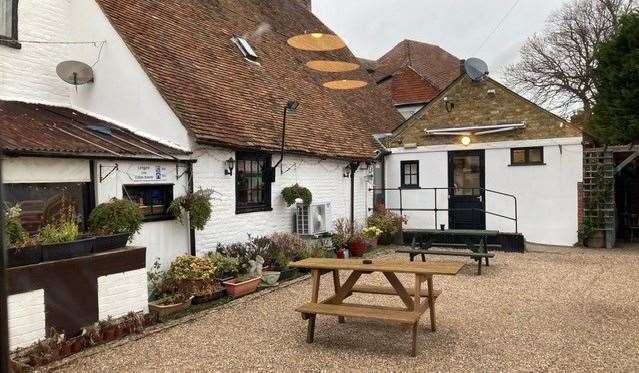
368,186 -> 518,233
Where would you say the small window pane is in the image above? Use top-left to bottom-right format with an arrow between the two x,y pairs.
529,148 -> 542,163
512,149 -> 526,164
0,0 -> 13,38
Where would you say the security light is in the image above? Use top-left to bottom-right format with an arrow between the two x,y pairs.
461,136 -> 471,146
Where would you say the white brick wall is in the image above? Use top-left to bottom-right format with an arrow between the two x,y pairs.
193,146 -> 372,253
8,289 -> 46,350
97,269 -> 149,320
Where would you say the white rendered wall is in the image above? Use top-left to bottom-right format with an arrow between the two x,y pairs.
2,157 -> 90,183
385,137 -> 583,246
94,160 -> 190,269
192,146 -> 370,254
8,289 -> 46,350
97,268 -> 148,320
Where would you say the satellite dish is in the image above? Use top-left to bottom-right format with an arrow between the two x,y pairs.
56,61 -> 94,86
465,58 -> 489,82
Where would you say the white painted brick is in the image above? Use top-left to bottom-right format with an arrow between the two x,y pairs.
98,268 -> 149,320
8,289 -> 46,350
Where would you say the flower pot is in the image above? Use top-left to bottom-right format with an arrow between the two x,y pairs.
365,238 -> 378,250
348,240 -> 367,257
93,233 -> 130,253
278,268 -> 298,282
68,337 -> 84,354
7,245 -> 42,267
192,287 -> 226,304
149,296 -> 193,319
261,271 -> 281,286
223,277 -> 261,298
41,237 -> 94,262
101,326 -> 116,342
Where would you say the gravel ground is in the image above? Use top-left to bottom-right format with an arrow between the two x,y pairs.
54,245 -> 639,372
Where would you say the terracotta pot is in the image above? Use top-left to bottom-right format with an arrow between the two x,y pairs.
336,248 -> 345,259
68,337 -> 84,354
149,296 -> 193,319
348,240 -> 367,257
101,326 -> 116,342
223,277 -> 261,298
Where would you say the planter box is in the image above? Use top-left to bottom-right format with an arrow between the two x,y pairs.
93,233 -> 130,253
41,237 -> 94,262
7,246 -> 42,267
223,277 -> 261,298
278,268 -> 298,282
192,287 -> 226,304
149,296 -> 193,319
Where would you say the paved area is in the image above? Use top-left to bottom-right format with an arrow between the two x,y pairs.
56,246 -> 639,372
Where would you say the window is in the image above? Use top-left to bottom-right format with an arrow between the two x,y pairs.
236,152 -> 272,214
400,160 -> 419,188
510,147 -> 545,166
0,0 -> 20,49
232,36 -> 258,62
123,184 -> 174,221
3,182 -> 92,234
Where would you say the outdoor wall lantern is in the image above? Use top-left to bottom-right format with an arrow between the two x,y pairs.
461,136 -> 472,146
224,157 -> 235,176
343,164 -> 352,178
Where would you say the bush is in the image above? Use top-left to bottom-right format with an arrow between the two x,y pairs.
331,218 -> 352,249
281,184 -> 312,206
38,221 -> 79,244
165,255 -> 218,297
207,252 -> 240,278
215,240 -> 263,274
269,232 -> 308,261
366,207 -> 407,245
4,205 -> 28,248
89,198 -> 143,236
168,189 -> 214,231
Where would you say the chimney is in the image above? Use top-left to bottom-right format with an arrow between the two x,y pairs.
459,59 -> 466,76
296,0 -> 311,11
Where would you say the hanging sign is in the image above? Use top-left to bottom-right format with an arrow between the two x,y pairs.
129,164 -> 168,182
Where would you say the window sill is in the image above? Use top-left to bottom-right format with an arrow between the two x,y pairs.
236,206 -> 273,215
400,185 -> 420,189
142,215 -> 176,223
508,163 -> 546,167
0,38 -> 21,49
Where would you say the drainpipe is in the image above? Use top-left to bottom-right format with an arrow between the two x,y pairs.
0,147 -> 8,373
187,162 -> 196,256
350,161 -> 360,233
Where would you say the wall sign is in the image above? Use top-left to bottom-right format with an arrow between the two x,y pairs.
129,165 -> 168,182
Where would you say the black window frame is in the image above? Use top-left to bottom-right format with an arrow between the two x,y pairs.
123,184 -> 175,222
400,160 -> 420,188
0,0 -> 20,49
235,151 -> 272,214
510,147 -> 545,166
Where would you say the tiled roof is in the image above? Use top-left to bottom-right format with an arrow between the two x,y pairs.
0,100 -> 190,159
390,66 -> 440,106
95,0 -> 402,161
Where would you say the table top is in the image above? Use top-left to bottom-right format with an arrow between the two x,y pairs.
406,229 -> 499,236
290,258 -> 464,276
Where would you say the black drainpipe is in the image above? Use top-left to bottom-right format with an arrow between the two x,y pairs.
349,161 -> 360,233
187,162 -> 196,256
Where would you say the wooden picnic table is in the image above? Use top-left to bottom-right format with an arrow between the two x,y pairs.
290,258 -> 464,356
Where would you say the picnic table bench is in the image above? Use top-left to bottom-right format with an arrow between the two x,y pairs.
290,258 -> 464,356
398,229 -> 499,275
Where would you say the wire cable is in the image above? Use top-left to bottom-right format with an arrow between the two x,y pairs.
473,0 -> 522,55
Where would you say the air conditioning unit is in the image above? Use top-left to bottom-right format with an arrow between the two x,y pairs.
295,202 -> 331,236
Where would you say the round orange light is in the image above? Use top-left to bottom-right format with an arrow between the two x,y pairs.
287,33 -> 346,51
322,79 -> 368,90
306,60 -> 360,73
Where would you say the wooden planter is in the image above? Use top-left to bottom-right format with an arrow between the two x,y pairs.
223,277 -> 261,298
148,296 -> 193,319
7,246 -> 42,267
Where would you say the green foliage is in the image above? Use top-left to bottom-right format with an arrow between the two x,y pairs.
215,240 -> 263,274
168,189 -> 214,231
577,219 -> 598,245
38,221 -> 79,244
331,218 -> 352,249
89,198 -> 143,236
281,184 -> 312,206
589,12 -> 639,145
4,205 -> 28,248
165,255 -> 218,297
362,226 -> 383,240
366,207 -> 407,245
206,252 -> 240,278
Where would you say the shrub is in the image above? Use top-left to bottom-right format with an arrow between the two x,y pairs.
4,205 -> 28,248
269,232 -> 308,261
38,221 -> 79,244
207,252 -> 240,278
366,207 -> 407,245
215,241 -> 263,274
166,255 -> 218,296
168,189 -> 214,231
362,226 -> 383,240
281,184 -> 312,206
331,218 -> 352,249
577,219 -> 597,245
89,198 -> 143,236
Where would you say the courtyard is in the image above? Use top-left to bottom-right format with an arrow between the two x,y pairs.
53,245 -> 639,372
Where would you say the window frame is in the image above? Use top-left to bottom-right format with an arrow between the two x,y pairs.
0,0 -> 20,49
122,184 -> 175,222
510,147 -> 545,166
400,160 -> 420,189
235,151 -> 272,214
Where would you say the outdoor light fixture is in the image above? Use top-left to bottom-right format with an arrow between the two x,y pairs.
461,136 -> 472,146
343,164 -> 351,178
306,60 -> 360,73
224,157 -> 235,176
287,33 -> 346,51
322,79 -> 368,90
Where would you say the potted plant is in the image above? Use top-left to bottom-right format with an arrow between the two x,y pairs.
362,226 -> 382,250
332,218 -> 351,259
38,219 -> 92,262
366,206 -> 407,245
578,219 -> 604,247
89,198 -> 143,253
148,293 -> 193,320
347,231 -> 367,257
222,274 -> 261,298
4,205 -> 42,267
281,184 -> 312,207
169,189 -> 214,231
98,317 -> 118,342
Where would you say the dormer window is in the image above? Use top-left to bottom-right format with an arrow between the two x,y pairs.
0,0 -> 19,49
232,36 -> 258,63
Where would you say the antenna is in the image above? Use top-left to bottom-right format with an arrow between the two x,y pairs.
56,61 -> 94,91
464,58 -> 489,82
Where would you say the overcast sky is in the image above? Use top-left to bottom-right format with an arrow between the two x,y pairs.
312,0 -> 570,81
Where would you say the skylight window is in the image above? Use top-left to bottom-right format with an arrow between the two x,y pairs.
232,36 -> 259,63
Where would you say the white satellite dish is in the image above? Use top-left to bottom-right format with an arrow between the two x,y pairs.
464,58 -> 489,82
56,61 -> 95,87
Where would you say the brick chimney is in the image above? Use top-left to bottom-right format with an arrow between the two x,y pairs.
459,59 -> 466,76
296,0 -> 311,11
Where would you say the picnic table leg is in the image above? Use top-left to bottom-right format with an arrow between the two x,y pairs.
477,257 -> 482,275
485,256 -> 490,266
307,269 -> 321,343
411,275 -> 422,356
426,275 -> 436,332
332,270 -> 345,323
411,322 -> 418,357
420,253 -> 426,262
409,254 -> 415,262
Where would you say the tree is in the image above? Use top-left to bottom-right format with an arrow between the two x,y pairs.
505,0 -> 636,118
588,12 -> 639,144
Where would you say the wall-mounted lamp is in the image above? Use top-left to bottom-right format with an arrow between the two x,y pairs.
444,96 -> 455,113
461,136 -> 471,146
343,164 -> 351,178
224,157 -> 235,176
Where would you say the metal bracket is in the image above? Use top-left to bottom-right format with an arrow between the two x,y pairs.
99,164 -> 118,183
176,163 -> 189,179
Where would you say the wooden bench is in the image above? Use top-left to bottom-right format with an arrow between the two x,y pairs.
397,237 -> 495,275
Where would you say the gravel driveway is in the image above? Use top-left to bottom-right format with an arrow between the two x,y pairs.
54,245 -> 639,372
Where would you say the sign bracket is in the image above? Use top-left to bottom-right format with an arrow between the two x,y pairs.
99,164 -> 118,183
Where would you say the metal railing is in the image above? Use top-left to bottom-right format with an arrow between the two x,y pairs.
369,186 -> 518,233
